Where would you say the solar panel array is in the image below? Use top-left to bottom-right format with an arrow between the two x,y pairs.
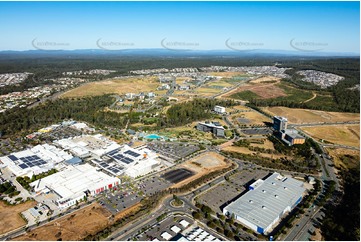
8,154 -> 47,169
107,149 -> 137,165
124,150 -> 141,158
93,159 -> 123,175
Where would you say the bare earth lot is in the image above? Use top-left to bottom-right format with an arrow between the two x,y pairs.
14,203 -> 111,241
263,106 -> 360,124
300,124 -> 360,148
61,76 -> 159,98
222,145 -> 288,159
249,75 -> 279,84
14,202 -> 141,241
0,200 -> 37,234
171,152 -> 231,188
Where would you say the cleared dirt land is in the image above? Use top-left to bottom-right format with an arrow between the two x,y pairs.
249,75 -> 280,84
326,148 -> 360,169
221,78 -> 285,99
171,152 -> 231,188
61,76 -> 159,98
222,145 -> 288,159
300,125 -> 360,147
0,200 -> 37,234
14,202 -> 141,241
263,106 -> 360,124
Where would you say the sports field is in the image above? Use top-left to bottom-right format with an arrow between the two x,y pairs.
263,106 -> 360,124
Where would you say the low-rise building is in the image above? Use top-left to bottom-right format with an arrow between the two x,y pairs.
0,144 -> 73,177
214,105 -> 226,114
197,122 -> 225,137
223,172 -> 306,234
30,163 -> 120,209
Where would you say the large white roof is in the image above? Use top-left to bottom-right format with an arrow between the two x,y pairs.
31,163 -> 119,200
224,172 -> 305,230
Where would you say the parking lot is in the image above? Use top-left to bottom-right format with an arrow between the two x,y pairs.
137,176 -> 172,196
197,169 -> 270,213
147,142 -> 200,159
0,138 -> 28,156
99,187 -> 143,215
241,127 -> 272,136
39,126 -> 83,141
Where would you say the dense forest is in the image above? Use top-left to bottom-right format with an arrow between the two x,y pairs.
161,98 -> 236,127
0,95 -> 126,136
321,165 -> 360,241
0,96 -> 235,137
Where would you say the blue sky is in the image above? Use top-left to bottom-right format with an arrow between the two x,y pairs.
0,1 -> 359,53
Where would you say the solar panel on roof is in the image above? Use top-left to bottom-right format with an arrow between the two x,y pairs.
28,163 -> 35,167
20,157 -> 27,161
8,155 -> 18,161
19,163 -> 28,169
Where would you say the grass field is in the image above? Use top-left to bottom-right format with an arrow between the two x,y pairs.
207,80 -> 234,88
0,200 -> 37,234
326,148 -> 360,169
230,110 -> 271,126
61,76 -> 159,98
300,124 -> 360,147
230,90 -> 260,100
195,87 -> 223,96
249,76 -> 279,84
208,72 -> 245,77
263,106 -> 360,124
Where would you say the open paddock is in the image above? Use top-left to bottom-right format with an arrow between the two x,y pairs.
326,148 -> 360,169
262,106 -> 360,124
61,76 -> 159,98
300,124 -> 360,147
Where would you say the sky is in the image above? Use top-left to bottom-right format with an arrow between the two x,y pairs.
0,1 -> 359,53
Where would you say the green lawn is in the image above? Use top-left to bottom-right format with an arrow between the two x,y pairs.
230,90 -> 260,100
272,82 -> 314,103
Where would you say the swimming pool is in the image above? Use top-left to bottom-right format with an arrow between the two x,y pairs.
145,134 -> 162,139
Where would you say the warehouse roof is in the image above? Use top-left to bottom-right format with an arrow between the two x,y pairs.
224,172 -> 305,231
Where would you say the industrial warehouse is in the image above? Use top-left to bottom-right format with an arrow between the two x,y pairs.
30,163 -> 120,209
223,172 -> 306,234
